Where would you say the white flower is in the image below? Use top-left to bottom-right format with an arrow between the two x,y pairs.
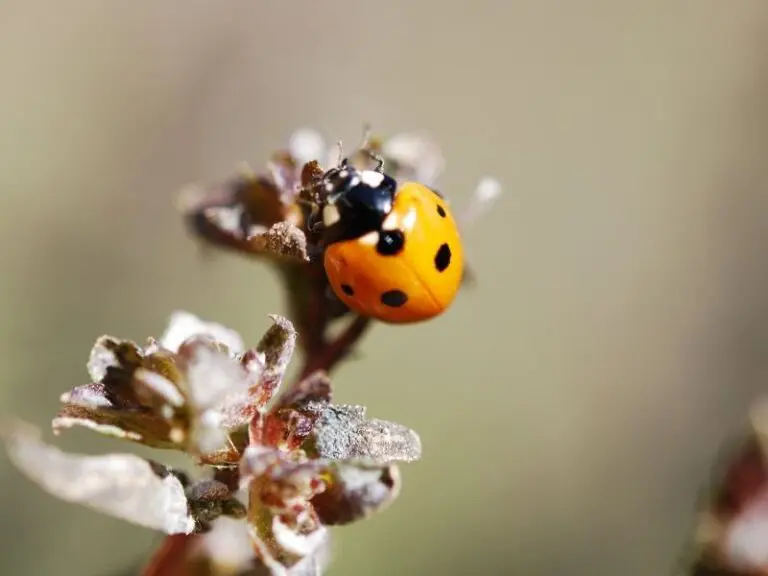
160,311 -> 245,355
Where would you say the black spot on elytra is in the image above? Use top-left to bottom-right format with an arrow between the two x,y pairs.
437,205 -> 447,218
434,243 -> 451,272
341,283 -> 354,296
381,290 -> 408,308
376,230 -> 405,256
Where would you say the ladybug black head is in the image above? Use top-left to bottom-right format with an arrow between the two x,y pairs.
320,161 -> 398,245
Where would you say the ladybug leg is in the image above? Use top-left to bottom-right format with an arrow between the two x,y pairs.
333,141 -> 345,168
306,208 -> 325,234
306,242 -> 324,261
361,148 -> 385,173
324,284 -> 351,318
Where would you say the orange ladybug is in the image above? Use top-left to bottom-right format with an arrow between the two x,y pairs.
311,152 -> 464,324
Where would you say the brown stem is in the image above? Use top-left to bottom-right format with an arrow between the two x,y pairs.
297,314 -> 371,381
299,267 -> 331,357
141,534 -> 199,576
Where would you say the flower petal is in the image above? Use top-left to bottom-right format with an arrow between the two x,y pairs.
60,381 -> 118,410
457,176 -> 503,230
54,378 -> 178,448
381,132 -> 445,187
51,401 -> 175,448
251,315 -> 297,407
134,369 -> 186,408
56,341 -> 193,449
249,522 -> 331,576
310,405 -> 422,465
722,490 -> 768,572
203,317 -> 300,445
266,152 -> 301,204
87,336 -> 141,383
311,462 -> 401,526
271,517 -> 328,561
193,517 -> 258,574
259,316 -> 298,377
179,339 -> 253,411
267,371 -> 333,450
169,340 -> 256,456
240,445 -> 325,502
3,421 -> 195,534
84,337 -> 144,406
160,311 -> 246,355
288,129 -> 328,170
241,446 -> 329,574
179,162 -> 309,267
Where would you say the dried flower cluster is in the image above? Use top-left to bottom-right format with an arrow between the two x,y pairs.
3,127 -> 501,575
686,402 -> 768,575
6,312 -> 420,575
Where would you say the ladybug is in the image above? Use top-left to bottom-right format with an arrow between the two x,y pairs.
309,151 -> 464,324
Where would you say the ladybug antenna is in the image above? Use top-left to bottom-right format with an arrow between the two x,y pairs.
297,152 -> 350,209
358,124 -> 385,173
362,148 -> 385,173
360,123 -> 373,149
334,140 -> 345,168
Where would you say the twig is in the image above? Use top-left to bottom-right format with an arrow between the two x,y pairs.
142,535 -> 196,576
297,314 -> 371,381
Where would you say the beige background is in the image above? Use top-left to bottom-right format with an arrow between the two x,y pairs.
2,1 -> 768,575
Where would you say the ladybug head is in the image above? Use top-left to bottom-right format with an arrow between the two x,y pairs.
321,162 -> 360,198
320,160 -> 398,244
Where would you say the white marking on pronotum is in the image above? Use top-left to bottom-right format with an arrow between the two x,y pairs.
360,170 -> 385,187
382,212 -> 399,230
359,231 -> 379,245
401,208 -> 417,231
323,204 -> 341,227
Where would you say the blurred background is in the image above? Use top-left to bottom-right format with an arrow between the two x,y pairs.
3,1 -> 768,575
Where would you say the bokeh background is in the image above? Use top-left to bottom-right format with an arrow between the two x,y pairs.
3,1 -> 768,575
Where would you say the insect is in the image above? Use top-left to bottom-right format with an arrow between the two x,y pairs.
305,147 -> 464,324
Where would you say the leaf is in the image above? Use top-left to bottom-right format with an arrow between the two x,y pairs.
311,462 -> 401,526
52,401 -> 175,449
4,421 -> 195,534
310,405 -> 422,465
